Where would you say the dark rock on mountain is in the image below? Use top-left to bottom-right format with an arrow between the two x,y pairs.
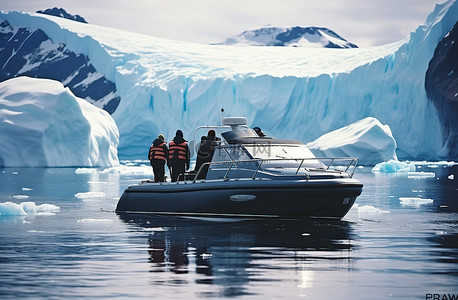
0,19 -> 120,113
425,21 -> 458,158
36,7 -> 87,23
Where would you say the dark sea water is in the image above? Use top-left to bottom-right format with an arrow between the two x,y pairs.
0,162 -> 457,299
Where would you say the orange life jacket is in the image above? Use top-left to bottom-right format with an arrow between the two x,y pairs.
149,142 -> 166,161
169,141 -> 188,160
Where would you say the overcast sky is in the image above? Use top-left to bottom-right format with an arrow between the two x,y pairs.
1,0 -> 442,47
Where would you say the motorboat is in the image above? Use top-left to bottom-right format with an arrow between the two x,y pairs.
116,117 -> 363,219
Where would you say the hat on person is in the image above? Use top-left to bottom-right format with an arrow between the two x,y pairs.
253,127 -> 266,137
207,130 -> 216,137
158,134 -> 165,141
176,130 -> 183,137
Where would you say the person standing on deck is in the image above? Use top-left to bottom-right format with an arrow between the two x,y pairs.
168,130 -> 190,182
194,130 -> 219,179
148,134 -> 168,182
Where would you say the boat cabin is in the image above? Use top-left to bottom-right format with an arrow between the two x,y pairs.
191,117 -> 355,181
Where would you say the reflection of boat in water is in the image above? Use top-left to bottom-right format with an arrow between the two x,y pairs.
118,214 -> 354,278
116,117 -> 363,219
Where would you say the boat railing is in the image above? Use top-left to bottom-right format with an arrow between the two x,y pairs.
192,157 -> 359,183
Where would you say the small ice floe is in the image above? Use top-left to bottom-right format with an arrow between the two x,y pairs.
358,205 -> 390,215
372,160 -> 415,173
75,168 -> 98,174
13,195 -> 29,199
407,171 -> 436,179
77,218 -> 113,223
0,201 -> 60,216
448,174 -> 455,180
142,227 -> 167,232
74,192 -> 106,199
345,204 -> 390,221
399,197 -> 433,207
414,161 -> 457,167
100,165 -> 151,175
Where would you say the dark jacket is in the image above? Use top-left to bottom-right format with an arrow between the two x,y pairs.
168,136 -> 190,168
148,138 -> 168,163
195,136 -> 218,172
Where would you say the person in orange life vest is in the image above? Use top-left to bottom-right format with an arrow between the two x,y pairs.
148,134 -> 169,182
168,130 -> 190,182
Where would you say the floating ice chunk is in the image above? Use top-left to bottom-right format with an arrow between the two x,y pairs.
448,174 -> 455,180
13,195 -> 30,199
77,218 -> 113,223
0,202 -> 27,216
75,168 -> 98,174
100,165 -> 152,175
407,172 -> 436,179
358,205 -> 390,215
74,192 -> 106,199
343,204 -> 390,221
0,201 -> 59,216
21,201 -> 37,214
36,203 -> 60,214
412,161 -> 457,167
307,117 -> 397,166
399,197 -> 433,207
372,160 -> 416,173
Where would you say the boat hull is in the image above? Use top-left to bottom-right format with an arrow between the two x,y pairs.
116,178 -> 363,219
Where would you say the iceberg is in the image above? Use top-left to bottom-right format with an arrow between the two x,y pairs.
0,76 -> 119,167
399,197 -> 434,207
372,160 -> 416,173
0,201 -> 60,216
306,117 -> 397,165
0,0 -> 457,161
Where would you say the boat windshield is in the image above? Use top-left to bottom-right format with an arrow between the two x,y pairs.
243,144 -> 324,168
244,144 -> 313,159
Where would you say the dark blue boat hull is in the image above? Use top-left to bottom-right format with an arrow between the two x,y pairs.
116,179 -> 363,219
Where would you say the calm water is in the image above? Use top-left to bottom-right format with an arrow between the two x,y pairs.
0,162 -> 457,299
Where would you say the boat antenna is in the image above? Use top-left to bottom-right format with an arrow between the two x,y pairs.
269,116 -> 282,132
220,108 -> 225,126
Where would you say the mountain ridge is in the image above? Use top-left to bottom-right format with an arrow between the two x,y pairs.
215,25 -> 358,48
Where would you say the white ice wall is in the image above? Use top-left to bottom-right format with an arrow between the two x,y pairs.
0,0 -> 456,161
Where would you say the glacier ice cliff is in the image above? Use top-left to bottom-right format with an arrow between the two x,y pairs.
0,0 -> 457,162
0,77 -> 119,167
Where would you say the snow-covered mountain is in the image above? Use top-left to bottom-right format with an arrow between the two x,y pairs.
0,1 -> 457,163
215,26 -> 358,48
0,12 -> 120,113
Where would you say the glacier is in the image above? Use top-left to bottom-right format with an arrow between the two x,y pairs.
0,0 -> 457,163
0,76 -> 119,167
